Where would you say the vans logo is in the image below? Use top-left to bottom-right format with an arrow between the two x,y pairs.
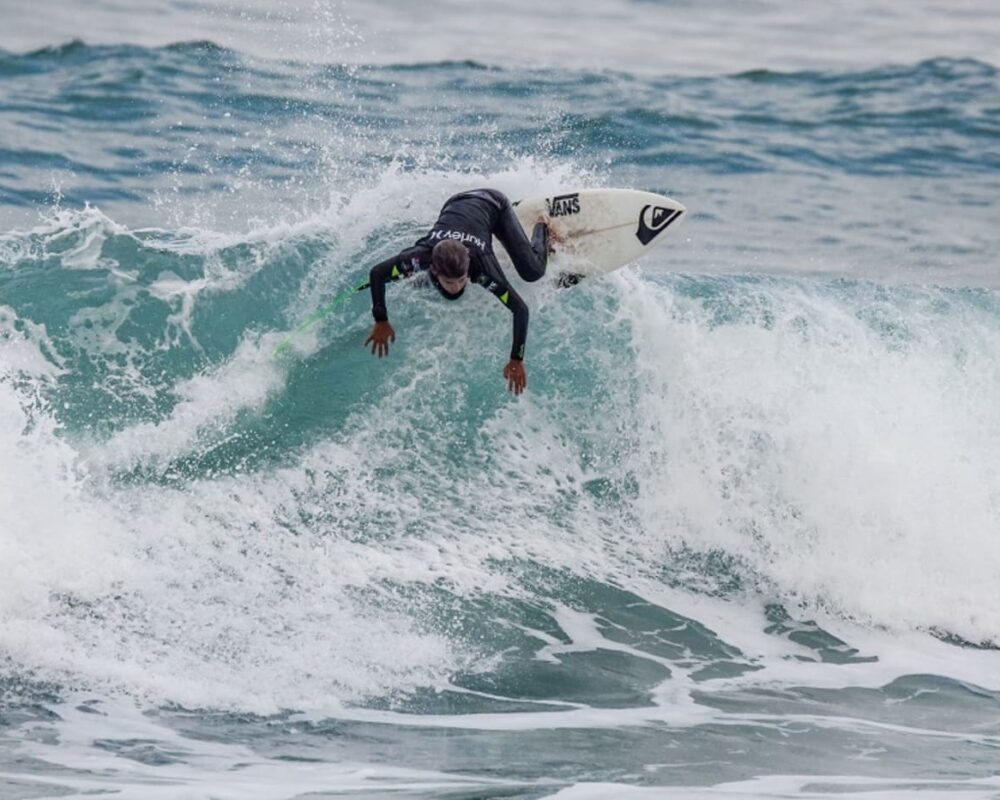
636,205 -> 683,245
546,193 -> 580,217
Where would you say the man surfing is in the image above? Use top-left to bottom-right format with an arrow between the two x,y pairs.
364,188 -> 552,395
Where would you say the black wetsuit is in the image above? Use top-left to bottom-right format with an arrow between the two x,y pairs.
368,188 -> 548,361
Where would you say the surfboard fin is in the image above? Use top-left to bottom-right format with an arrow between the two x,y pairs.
556,272 -> 584,289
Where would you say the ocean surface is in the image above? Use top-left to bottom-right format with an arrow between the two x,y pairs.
2,1 -> 1000,798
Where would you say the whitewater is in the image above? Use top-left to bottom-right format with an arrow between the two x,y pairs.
2,1 -> 1000,798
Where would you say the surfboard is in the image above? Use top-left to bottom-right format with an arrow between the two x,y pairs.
511,188 -> 686,278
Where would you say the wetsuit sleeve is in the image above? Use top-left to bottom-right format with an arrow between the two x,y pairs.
369,248 -> 424,322
484,279 -> 529,361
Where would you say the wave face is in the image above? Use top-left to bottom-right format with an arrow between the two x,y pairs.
3,12 -> 1000,800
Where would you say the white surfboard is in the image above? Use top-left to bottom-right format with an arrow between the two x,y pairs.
511,188 -> 686,278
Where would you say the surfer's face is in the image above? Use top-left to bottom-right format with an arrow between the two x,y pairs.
435,272 -> 468,295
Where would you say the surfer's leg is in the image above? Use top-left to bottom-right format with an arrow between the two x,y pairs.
493,195 -> 548,283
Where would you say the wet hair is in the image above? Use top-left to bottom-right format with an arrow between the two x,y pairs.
431,240 -> 469,279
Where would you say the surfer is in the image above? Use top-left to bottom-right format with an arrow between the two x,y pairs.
364,188 -> 552,395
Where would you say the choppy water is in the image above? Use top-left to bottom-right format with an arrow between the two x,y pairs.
2,2 -> 1000,798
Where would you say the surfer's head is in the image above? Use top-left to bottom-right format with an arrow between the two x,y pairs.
431,240 -> 470,295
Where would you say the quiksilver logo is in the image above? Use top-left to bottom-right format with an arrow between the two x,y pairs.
635,205 -> 683,245
546,193 -> 580,218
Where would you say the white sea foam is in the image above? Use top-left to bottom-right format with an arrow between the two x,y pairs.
0,340 -> 465,712
617,270 -> 1000,644
4,161 -> 1000,724
1,698 -> 531,800
547,775 -> 1000,800
4,4 -> 1000,794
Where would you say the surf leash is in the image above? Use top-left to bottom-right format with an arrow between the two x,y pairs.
273,281 -> 370,358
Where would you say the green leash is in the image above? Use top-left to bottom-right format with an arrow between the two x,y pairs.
273,282 -> 370,358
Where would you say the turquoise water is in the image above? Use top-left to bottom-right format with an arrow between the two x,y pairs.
2,3 -> 1000,798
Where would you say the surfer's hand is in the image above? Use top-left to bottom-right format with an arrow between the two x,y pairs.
503,359 -> 526,395
536,214 -> 564,250
365,321 -> 395,358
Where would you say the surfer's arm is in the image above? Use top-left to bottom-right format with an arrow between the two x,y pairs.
501,289 -> 529,394
369,249 -> 421,322
366,248 -> 425,357
499,287 -> 529,395
482,279 -> 529,361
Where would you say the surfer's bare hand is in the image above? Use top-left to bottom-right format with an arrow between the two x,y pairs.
536,214 -> 564,249
503,359 -> 526,395
365,321 -> 395,358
